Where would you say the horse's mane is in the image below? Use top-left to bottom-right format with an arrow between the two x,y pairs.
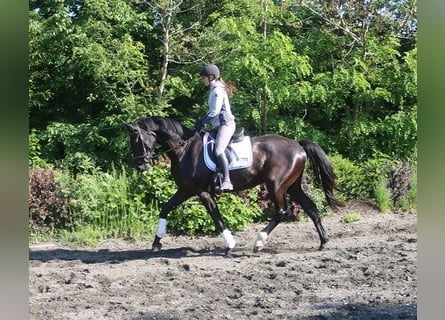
137,116 -> 194,140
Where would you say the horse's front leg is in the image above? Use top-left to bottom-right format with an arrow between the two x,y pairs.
152,190 -> 190,252
198,191 -> 236,257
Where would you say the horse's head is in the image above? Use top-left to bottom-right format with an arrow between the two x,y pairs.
124,122 -> 157,172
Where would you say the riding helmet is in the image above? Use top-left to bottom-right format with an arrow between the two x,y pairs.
200,64 -> 220,79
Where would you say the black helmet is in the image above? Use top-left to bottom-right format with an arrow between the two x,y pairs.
200,64 -> 220,79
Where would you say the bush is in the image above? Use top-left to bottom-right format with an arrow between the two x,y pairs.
67,166 -> 156,239
330,154 -> 368,199
29,130 -> 50,168
29,168 -> 72,233
330,154 -> 417,212
390,161 -> 417,212
29,156 -> 417,244
330,154 -> 397,201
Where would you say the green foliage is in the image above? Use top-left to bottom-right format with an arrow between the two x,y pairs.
361,155 -> 396,196
375,108 -> 417,160
29,153 -> 416,244
29,129 -> 50,168
29,164 -> 263,241
330,154 -> 368,200
374,179 -> 392,213
168,191 -> 263,235
59,166 -> 157,240
301,172 -> 332,217
330,153 -> 417,212
330,154 -> 396,201
140,165 -> 177,203
29,0 -> 155,171
59,226 -> 104,247
210,12 -> 313,133
343,212 -> 362,224
394,175 -> 416,213
29,0 -> 417,172
337,107 -> 417,161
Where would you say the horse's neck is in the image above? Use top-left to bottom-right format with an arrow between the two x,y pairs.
158,133 -> 187,162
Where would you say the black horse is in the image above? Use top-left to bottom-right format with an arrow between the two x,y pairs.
125,116 -> 342,256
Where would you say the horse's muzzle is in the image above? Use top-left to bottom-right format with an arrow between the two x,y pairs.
136,163 -> 150,172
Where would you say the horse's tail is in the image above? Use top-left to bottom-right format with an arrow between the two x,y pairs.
298,139 -> 344,210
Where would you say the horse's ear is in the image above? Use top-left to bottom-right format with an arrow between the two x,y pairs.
123,122 -> 136,132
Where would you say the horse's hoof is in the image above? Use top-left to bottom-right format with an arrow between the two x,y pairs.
319,238 -> 329,250
253,232 -> 267,253
225,248 -> 234,258
253,244 -> 263,253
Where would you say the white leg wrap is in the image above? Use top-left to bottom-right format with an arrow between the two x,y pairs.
254,232 -> 268,248
222,229 -> 236,249
155,218 -> 168,238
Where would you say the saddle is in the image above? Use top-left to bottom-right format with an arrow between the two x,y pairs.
207,127 -> 245,144
202,130 -> 253,172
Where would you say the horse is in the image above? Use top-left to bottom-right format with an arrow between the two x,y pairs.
124,116 -> 342,256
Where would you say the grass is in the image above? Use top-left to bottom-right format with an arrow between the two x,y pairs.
374,179 -> 392,213
343,212 -> 362,223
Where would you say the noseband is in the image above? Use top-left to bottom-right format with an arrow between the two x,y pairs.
132,127 -> 154,163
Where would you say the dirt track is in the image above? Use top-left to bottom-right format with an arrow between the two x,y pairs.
29,203 -> 417,319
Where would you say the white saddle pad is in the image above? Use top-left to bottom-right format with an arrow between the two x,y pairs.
203,132 -> 253,172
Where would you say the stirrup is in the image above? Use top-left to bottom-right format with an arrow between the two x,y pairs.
220,180 -> 233,191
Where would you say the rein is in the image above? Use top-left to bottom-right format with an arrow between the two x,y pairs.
149,139 -> 193,162
134,128 -> 194,162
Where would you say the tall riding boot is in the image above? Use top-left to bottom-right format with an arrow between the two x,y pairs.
216,154 -> 233,191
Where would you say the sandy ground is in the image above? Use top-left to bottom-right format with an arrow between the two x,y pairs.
29,203 -> 417,319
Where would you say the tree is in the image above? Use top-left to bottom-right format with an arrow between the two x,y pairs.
29,0 -> 417,170
140,0 -> 211,103
29,0 -> 155,169
199,0 -> 313,134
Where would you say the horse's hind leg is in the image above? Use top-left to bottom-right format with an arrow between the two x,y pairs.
288,180 -> 329,250
253,182 -> 288,252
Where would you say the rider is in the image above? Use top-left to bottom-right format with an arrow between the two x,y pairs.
195,63 -> 236,191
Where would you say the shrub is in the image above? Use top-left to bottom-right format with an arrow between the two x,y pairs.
29,168 -> 72,233
374,178 -> 392,213
330,154 -> 368,199
391,161 -> 417,212
29,130 -> 50,168
67,166 -> 156,239
330,154 -> 399,202
389,161 -> 412,202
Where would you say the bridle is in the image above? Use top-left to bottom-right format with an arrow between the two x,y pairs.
132,126 -> 154,163
132,127 -> 193,163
